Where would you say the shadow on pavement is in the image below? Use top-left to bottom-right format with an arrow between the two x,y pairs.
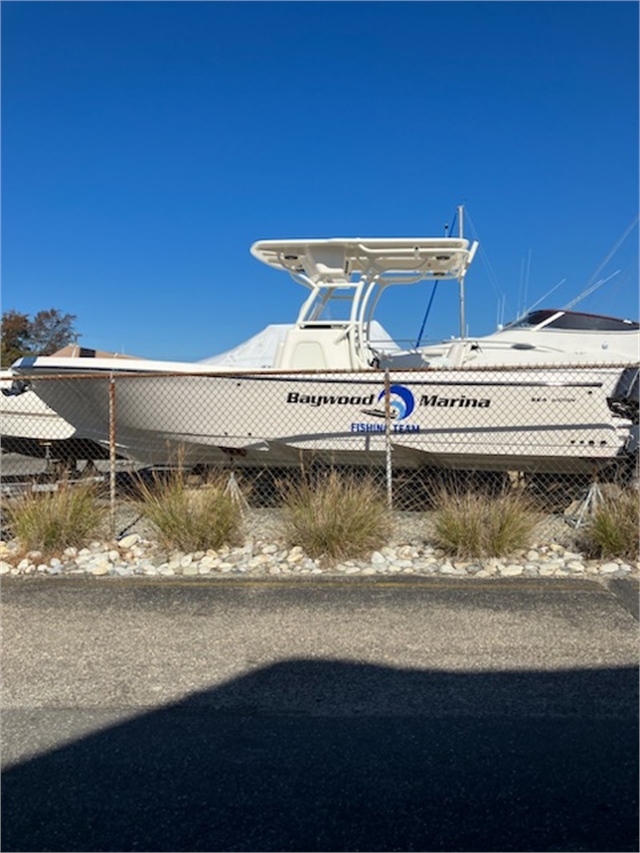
2,659 -> 638,852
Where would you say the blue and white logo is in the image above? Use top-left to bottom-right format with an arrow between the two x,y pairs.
376,384 -> 415,420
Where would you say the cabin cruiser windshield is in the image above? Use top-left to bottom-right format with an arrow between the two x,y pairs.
505,310 -> 640,332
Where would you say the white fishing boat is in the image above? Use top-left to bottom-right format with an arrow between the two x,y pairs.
10,212 -> 639,475
0,370 -> 77,458
1,347 -> 133,466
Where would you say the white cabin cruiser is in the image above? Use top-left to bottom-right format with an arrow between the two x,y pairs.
10,221 -> 639,475
385,308 -> 639,369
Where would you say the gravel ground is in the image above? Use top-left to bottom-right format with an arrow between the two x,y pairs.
1,504 -> 637,581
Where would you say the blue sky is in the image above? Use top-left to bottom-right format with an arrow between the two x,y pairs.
2,1 -> 638,361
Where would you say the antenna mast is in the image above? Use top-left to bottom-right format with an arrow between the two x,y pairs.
458,204 -> 465,338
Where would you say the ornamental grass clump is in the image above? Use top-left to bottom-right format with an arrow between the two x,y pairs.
580,487 -> 639,562
136,471 -> 244,552
281,470 -> 392,561
433,487 -> 539,559
5,480 -> 107,555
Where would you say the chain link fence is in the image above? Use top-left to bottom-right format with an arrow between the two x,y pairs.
2,363 -> 638,537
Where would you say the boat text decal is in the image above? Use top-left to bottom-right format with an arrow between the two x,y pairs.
286,383 -> 491,435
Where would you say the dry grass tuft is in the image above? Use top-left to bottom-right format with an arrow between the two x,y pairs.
580,487 -> 639,562
4,480 -> 107,555
433,488 -> 539,558
281,470 -> 392,561
135,470 -> 244,552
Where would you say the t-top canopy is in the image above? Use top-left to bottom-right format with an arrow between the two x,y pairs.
250,237 -> 476,283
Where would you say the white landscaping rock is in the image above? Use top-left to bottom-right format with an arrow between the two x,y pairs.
500,565 -> 524,577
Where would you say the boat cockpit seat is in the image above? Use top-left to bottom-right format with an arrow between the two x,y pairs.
273,326 -> 353,370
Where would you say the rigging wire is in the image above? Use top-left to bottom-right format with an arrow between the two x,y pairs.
563,270 -> 621,311
520,278 -> 567,316
562,214 -> 638,310
412,207 -> 637,346
414,282 -> 439,348
463,208 -> 505,305
414,210 -> 458,347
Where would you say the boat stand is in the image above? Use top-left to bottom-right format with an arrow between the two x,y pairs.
566,481 -> 603,529
225,471 -> 249,513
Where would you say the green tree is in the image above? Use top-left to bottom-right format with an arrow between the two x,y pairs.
1,308 -> 78,367
1,310 -> 30,367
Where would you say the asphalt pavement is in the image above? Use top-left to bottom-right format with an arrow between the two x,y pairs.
2,576 -> 638,852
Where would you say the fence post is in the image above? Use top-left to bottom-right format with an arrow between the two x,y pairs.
384,369 -> 393,510
108,375 -> 117,538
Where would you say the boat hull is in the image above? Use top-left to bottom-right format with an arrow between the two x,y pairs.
0,379 -> 113,463
20,365 -> 638,475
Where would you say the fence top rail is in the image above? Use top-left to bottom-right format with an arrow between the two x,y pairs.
9,361 -> 639,382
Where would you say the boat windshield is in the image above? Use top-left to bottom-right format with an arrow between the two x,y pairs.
300,285 -> 356,324
505,310 -> 639,332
